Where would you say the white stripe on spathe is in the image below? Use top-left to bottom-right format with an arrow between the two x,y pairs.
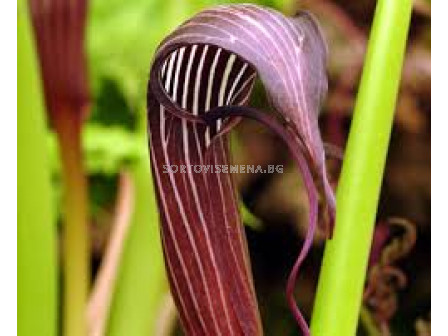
164,50 -> 177,93
217,53 -> 237,131
183,45 -> 198,109
161,51 -> 178,147
193,45 -> 209,116
204,47 -> 222,147
226,62 -> 248,104
172,47 -> 186,103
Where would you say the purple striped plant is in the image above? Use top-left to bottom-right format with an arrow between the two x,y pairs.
29,1 -> 91,334
147,4 -> 335,335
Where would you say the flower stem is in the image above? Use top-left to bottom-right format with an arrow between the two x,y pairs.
54,110 -> 90,336
310,0 -> 412,335
359,306 -> 381,336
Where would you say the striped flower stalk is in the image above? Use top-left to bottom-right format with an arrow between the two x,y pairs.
147,4 -> 333,335
29,1 -> 90,335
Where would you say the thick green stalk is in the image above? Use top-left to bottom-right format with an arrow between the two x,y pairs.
18,1 -> 57,335
53,110 -> 90,336
310,0 -> 412,335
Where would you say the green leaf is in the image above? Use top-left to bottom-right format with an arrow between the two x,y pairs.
106,153 -> 167,336
82,125 -> 147,175
18,1 -> 58,335
48,124 -> 146,177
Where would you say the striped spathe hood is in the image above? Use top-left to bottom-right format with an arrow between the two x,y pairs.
147,4 -> 333,335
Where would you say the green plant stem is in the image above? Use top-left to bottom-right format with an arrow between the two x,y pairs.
359,306 -> 381,336
54,111 -> 90,336
310,0 -> 412,335
18,1 -> 57,335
